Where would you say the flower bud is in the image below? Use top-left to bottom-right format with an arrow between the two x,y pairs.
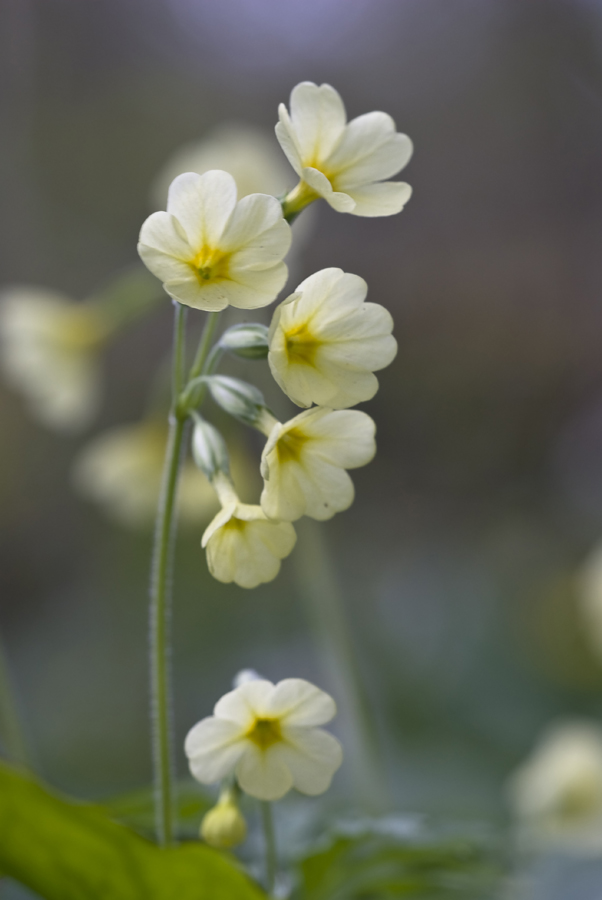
219,323 -> 270,360
207,375 -> 269,429
200,789 -> 247,850
191,416 -> 230,481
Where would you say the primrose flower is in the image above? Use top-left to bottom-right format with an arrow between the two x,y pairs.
268,268 -> 397,409
0,288 -> 109,432
185,677 -> 342,801
507,720 -> 602,853
138,170 -> 291,312
202,473 -> 296,589
73,419 -> 251,528
200,786 -> 247,849
260,407 -> 376,522
277,82 -> 412,217
151,123 -> 294,209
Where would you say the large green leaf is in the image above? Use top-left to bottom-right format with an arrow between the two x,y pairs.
0,762 -> 264,900
102,779 -> 213,840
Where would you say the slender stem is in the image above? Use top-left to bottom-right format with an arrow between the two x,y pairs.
260,801 -> 277,896
0,635 -> 30,769
189,311 -> 220,381
293,518 -> 388,811
150,305 -> 220,846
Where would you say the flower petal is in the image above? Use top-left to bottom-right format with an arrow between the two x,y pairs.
266,678 -> 337,726
214,679 -> 275,726
327,112 -> 413,188
302,168 -> 355,213
184,716 -> 247,783
301,408 -> 376,469
223,264 -> 289,310
236,744 -> 294,801
219,193 -> 291,265
275,105 -> 304,176
289,82 -> 346,163
138,211 -> 195,282
276,727 -> 343,795
167,170 -> 237,249
343,181 -> 412,217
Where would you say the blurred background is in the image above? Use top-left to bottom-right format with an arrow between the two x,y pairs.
2,0 -> 602,895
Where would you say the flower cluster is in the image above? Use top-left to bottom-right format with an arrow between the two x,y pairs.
136,82 -> 409,588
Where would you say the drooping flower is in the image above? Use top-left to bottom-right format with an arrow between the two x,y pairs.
138,170 -> 291,312
268,268 -> 397,409
151,123 -> 294,210
260,407 -> 376,522
0,288 -> 109,432
507,720 -> 602,853
277,82 -> 412,218
200,787 -> 247,849
202,473 -> 296,589
185,677 -> 342,801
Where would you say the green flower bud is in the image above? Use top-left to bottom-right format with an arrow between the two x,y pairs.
191,416 -> 230,481
207,375 -> 269,429
219,323 -> 269,360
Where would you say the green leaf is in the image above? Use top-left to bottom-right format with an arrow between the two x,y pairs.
0,762 -> 264,900
102,779 -> 213,840
297,820 -> 504,900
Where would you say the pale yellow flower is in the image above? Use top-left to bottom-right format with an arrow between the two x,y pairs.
277,82 -> 412,217
200,787 -> 247,849
138,170 -> 291,312
260,407 -> 376,522
268,267 -> 397,409
185,677 -> 342,801
507,720 -> 602,853
73,420 -> 256,529
151,123 -> 293,209
0,288 -> 108,432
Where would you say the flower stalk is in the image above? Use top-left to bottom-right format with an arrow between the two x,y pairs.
261,801 -> 277,896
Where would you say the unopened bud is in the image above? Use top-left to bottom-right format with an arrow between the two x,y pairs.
219,323 -> 269,360
191,416 -> 230,481
201,789 -> 247,850
207,375 -> 268,429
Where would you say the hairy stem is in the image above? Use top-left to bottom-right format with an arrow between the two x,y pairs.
260,801 -> 277,896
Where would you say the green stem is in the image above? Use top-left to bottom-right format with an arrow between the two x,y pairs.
189,311 -> 220,381
260,801 -> 277,896
0,636 -> 30,769
294,519 -> 388,811
150,305 -> 220,846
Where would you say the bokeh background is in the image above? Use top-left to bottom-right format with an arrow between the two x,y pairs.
2,1 -> 602,896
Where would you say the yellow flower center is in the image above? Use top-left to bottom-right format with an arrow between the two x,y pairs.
285,321 -> 320,367
192,245 -> 231,284
276,427 -> 310,464
246,717 -> 282,750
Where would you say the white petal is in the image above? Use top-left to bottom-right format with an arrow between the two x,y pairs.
343,181 -> 412,217
220,193 -> 291,263
276,727 -> 343,795
138,211 -> 195,282
289,82 -> 346,163
163,277 -> 230,312
167,170 -> 237,249
266,679 -> 336,726
327,113 -> 412,188
275,105 -> 304,176
302,167 -> 355,213
302,408 -> 376,468
214,680 -> 275,726
236,744 -> 293,801
223,264 -> 289,310
184,716 -> 247,783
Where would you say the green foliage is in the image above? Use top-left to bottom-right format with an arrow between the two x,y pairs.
297,822 -> 503,900
0,762 -> 264,900
102,778 -> 213,840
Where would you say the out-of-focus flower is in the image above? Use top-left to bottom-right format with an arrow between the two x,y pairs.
185,677 -> 342,801
202,473 -> 296,589
73,419 -> 256,529
0,288 -> 110,432
507,720 -> 602,853
138,170 -> 291,312
260,407 -> 376,522
268,267 -> 397,409
151,123 -> 293,210
200,786 -> 247,849
579,543 -> 602,661
277,82 -> 412,218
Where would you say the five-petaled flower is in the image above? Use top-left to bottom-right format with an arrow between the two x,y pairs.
202,473 -> 296,588
138,170 -> 292,311
277,82 -> 412,217
268,267 -> 397,409
184,677 -> 342,801
260,407 -> 376,522
0,288 -> 109,432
